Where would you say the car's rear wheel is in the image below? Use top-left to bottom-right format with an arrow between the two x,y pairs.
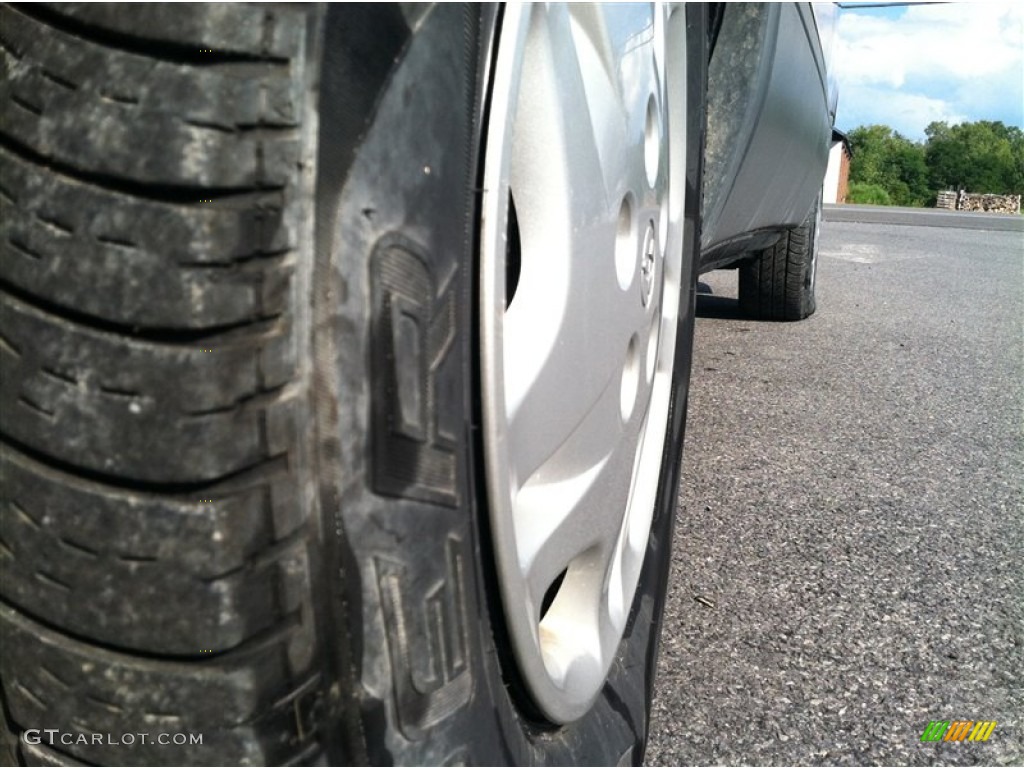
738,192 -> 822,321
0,3 -> 706,764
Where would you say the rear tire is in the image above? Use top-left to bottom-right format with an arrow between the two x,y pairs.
737,193 -> 821,321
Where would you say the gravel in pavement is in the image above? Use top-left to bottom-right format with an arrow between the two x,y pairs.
645,219 -> 1023,766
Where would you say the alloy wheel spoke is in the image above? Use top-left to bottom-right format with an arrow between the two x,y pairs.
513,379 -> 645,608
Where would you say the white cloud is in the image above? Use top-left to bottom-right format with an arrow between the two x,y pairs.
838,84 -> 967,138
833,2 -> 1024,139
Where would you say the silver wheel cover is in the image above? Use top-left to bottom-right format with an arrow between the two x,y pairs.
479,2 -> 688,724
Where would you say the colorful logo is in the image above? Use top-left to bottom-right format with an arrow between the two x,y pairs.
920,720 -> 997,742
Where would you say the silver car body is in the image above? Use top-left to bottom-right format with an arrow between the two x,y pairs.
700,2 -> 833,272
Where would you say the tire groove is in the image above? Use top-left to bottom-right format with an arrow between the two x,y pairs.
38,666 -> 70,690
0,131 -> 285,205
183,382 -> 297,419
201,527 -> 307,585
11,3 -> 290,66
0,30 -> 22,60
84,695 -> 122,715
34,571 -> 72,593
13,683 -> 45,711
96,90 -> 139,107
782,232 -> 792,319
0,596 -> 303,668
0,433 -> 290,497
56,536 -> 98,559
93,234 -> 137,250
8,237 -> 44,261
0,279 -> 281,345
179,247 -> 293,270
0,331 -> 21,357
20,740 -> 94,767
16,395 -> 54,420
9,501 -> 40,530
9,94 -> 42,117
35,213 -> 74,236
40,68 -> 77,90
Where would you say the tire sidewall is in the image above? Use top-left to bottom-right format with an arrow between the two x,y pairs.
310,6 -> 705,765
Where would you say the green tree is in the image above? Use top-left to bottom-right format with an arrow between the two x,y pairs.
847,182 -> 891,205
924,120 -> 1024,194
847,125 -> 930,206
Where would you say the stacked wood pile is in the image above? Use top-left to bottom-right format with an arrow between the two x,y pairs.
958,193 -> 1021,214
934,190 -> 1020,214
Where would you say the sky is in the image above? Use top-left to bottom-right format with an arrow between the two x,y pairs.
831,1 -> 1024,142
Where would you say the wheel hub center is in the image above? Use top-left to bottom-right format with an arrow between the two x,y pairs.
641,222 -> 657,306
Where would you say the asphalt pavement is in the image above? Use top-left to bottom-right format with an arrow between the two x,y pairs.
645,208 -> 1023,765
823,204 -> 1024,233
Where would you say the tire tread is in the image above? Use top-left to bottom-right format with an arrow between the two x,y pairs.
1,4 -> 303,189
0,4 -> 323,764
737,208 -> 817,321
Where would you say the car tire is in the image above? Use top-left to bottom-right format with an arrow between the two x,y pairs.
0,4 -> 706,765
737,192 -> 822,321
